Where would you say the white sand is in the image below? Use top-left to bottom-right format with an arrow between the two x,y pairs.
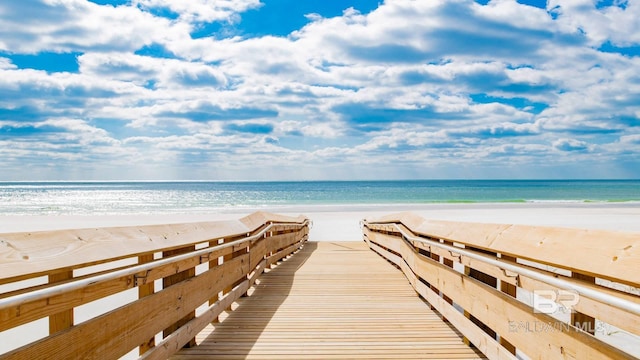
2,202 -> 639,238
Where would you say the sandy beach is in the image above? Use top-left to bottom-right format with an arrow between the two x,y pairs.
1,202 -> 639,238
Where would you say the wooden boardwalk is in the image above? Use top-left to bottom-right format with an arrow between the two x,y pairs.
3,213 -> 637,359
171,241 -> 486,360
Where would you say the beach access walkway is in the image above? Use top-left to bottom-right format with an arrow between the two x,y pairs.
170,241 -> 484,359
1,211 -> 638,360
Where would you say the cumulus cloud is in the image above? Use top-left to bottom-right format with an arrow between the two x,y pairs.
78,52 -> 229,88
0,0 -> 639,179
0,1 -> 179,53
133,0 -> 261,23
620,133 -> 640,145
0,57 -> 16,69
548,0 -> 640,47
553,138 -> 590,152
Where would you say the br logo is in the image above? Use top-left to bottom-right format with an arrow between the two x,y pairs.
533,289 -> 580,314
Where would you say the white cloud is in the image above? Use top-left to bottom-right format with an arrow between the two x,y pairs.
0,0 -> 639,179
620,134 -> 640,145
548,0 -> 640,46
0,57 -> 15,69
0,1 -> 179,53
133,0 -> 261,23
79,52 -> 229,88
553,138 -> 591,152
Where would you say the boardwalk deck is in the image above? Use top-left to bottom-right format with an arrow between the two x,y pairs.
170,241 -> 486,360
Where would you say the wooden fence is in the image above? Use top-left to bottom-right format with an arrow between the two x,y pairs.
0,212 -> 309,359
363,212 -> 640,360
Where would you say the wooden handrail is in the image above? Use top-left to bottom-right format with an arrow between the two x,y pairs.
366,212 -> 640,286
0,212 -> 310,359
363,212 -> 640,360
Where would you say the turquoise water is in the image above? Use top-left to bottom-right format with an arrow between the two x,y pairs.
0,180 -> 638,215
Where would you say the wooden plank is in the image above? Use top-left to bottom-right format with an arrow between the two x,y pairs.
208,239 -> 222,323
366,238 -> 515,360
239,212 -> 307,233
0,270 -> 133,332
406,230 -> 640,337
222,238 -> 237,307
0,243 -> 240,332
250,238 -> 267,271
138,254 -> 156,355
368,233 -> 635,360
0,212 -> 308,283
266,232 -> 300,255
410,238 -> 519,287
141,279 -> 251,360
171,241 -> 485,360
466,247 -> 498,341
572,272 -> 597,335
266,240 -> 304,267
499,255 -> 517,355
367,213 -> 640,286
141,259 -> 268,360
0,254 -> 250,360
47,270 -> 73,335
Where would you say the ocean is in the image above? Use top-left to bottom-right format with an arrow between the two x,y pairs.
0,180 -> 638,215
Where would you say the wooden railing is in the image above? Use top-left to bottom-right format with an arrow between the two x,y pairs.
0,212 -> 309,360
363,212 -> 640,360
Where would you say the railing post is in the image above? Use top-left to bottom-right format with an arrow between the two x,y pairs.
268,230 -> 276,268
223,238 -> 236,311
571,272 -> 596,334
240,236 -> 251,297
464,247 -> 498,346
428,246 -> 443,312
163,246 -> 197,348
138,253 -> 156,355
499,254 -> 517,355
440,240 -> 455,322
209,238 -> 223,323
48,270 -> 74,334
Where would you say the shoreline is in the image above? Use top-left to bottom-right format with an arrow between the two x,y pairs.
1,202 -> 639,239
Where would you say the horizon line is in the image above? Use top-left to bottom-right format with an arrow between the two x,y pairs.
1,178 -> 639,183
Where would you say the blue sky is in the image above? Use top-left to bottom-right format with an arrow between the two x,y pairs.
0,0 -> 639,180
